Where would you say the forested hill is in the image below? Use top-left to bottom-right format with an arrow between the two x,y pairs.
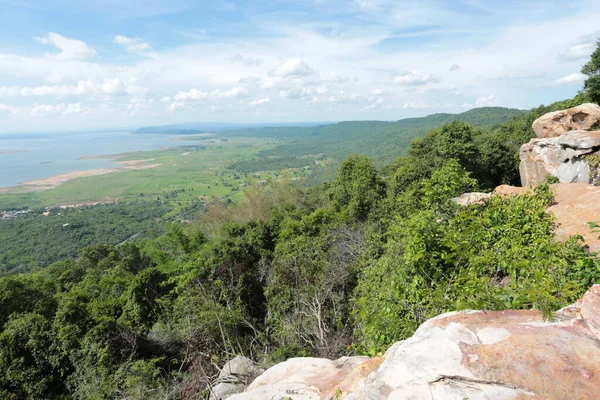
136,107 -> 523,166
225,106 -> 524,165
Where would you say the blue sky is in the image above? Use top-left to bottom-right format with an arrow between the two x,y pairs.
0,0 -> 598,132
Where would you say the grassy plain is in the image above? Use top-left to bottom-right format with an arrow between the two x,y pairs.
0,136 -> 326,211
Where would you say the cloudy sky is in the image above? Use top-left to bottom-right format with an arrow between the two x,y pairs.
0,0 -> 598,132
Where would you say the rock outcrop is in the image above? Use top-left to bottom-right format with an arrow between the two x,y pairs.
451,192 -> 492,206
210,356 -> 265,400
519,103 -> 600,187
519,129 -> 600,187
532,103 -> 600,138
495,183 -> 600,252
230,285 -> 600,399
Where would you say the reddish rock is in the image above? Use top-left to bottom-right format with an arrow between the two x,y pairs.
547,183 -> 600,252
231,285 -> 600,400
495,183 -> 600,252
532,103 -> 600,138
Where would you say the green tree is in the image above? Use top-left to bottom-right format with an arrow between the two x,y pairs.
582,39 -> 600,104
329,154 -> 385,221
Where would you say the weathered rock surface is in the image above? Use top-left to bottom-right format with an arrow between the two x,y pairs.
494,183 -> 600,252
210,356 -> 265,400
231,285 -> 600,400
546,183 -> 600,252
451,192 -> 492,206
228,356 -> 373,400
532,103 -> 600,138
519,130 -> 600,187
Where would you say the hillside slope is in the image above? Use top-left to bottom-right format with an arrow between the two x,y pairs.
226,107 -> 524,166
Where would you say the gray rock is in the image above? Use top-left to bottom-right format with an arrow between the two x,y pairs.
452,192 -> 492,207
519,130 -> 600,187
210,356 -> 265,400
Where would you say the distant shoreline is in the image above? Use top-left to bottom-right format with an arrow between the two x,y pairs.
0,149 -> 31,154
0,159 -> 160,194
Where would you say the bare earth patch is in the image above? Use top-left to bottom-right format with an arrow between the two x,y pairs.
0,159 -> 160,193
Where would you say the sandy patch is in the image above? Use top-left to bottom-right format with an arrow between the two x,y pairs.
1,159 -> 160,193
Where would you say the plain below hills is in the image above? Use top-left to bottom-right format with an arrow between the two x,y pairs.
139,107 -> 524,170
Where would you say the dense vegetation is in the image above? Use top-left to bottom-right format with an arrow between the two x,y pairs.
224,107 -> 524,171
1,92 -> 599,398
3,40 -> 600,397
0,202 -> 179,273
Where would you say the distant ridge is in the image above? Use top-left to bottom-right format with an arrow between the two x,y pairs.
136,107 -> 524,166
223,107 -> 525,165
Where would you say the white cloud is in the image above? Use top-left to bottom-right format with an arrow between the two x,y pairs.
390,71 -> 440,86
174,88 -> 208,101
475,94 -> 499,107
0,79 -> 144,98
30,102 -> 88,117
166,101 -> 186,113
551,72 -> 587,86
46,70 -> 66,84
114,35 -> 157,58
34,32 -> 96,61
228,53 -> 262,66
363,97 -> 383,111
0,104 -> 22,115
562,42 -> 595,60
354,0 -> 385,9
174,87 -> 248,101
269,58 -> 315,77
401,102 -> 473,109
279,87 -> 312,100
250,97 -> 270,106
449,63 -> 460,72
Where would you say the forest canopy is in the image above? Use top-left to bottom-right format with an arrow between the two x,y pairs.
1,87 -> 599,399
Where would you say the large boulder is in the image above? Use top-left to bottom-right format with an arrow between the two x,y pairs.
231,285 -> 600,399
451,192 -> 492,206
227,356 -> 373,400
519,130 -> 600,187
210,356 -> 265,400
532,103 -> 600,138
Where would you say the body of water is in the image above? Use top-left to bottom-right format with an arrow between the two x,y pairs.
0,131 -> 202,188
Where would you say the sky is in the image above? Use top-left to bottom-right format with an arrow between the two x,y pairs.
0,0 -> 598,132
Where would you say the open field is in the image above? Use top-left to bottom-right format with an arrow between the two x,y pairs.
0,136 -> 328,211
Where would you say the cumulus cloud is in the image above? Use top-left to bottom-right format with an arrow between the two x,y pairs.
362,97 -> 383,111
390,71 -> 440,86
34,32 -> 96,61
0,104 -> 22,115
0,78 -> 136,98
174,86 -> 248,101
269,58 -> 315,77
250,97 -> 270,106
228,53 -> 262,66
30,102 -> 88,117
550,72 -> 587,86
113,35 -> 157,58
279,87 -> 312,100
401,102 -> 473,109
475,94 -> 499,107
168,86 -> 249,112
562,43 -> 595,60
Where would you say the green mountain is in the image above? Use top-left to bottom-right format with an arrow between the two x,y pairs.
229,107 -> 524,162
224,107 -> 525,168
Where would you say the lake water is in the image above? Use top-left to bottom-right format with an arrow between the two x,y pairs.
0,131 -> 201,188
